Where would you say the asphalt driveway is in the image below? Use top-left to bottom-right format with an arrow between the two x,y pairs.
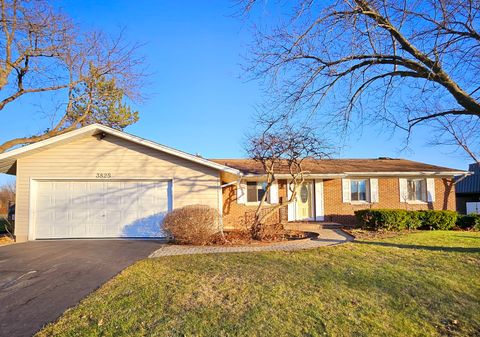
0,240 -> 165,337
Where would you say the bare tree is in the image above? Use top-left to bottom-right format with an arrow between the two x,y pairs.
245,117 -> 332,239
430,116 -> 479,163
0,0 -> 145,153
0,180 -> 14,214
241,0 -> 480,158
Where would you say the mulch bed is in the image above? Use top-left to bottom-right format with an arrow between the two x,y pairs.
207,229 -> 318,246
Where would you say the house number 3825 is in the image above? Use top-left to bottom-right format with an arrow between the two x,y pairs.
96,173 -> 112,179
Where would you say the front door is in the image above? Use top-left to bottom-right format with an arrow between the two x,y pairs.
296,182 -> 313,220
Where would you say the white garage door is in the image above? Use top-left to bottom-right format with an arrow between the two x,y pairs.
34,180 -> 172,239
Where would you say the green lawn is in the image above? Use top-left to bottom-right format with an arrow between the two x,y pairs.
38,231 -> 480,337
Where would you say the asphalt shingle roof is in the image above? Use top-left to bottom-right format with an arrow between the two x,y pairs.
210,158 -> 462,175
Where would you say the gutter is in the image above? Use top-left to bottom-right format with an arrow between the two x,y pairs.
239,171 -> 468,180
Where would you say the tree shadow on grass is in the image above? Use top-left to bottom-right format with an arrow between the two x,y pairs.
452,235 -> 480,239
353,241 -> 480,254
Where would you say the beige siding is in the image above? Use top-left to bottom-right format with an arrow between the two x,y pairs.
15,134 -> 221,241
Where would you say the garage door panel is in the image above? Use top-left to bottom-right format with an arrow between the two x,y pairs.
34,180 -> 171,239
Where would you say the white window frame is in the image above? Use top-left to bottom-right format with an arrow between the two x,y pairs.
406,178 -> 427,203
246,181 -> 270,204
350,179 -> 370,203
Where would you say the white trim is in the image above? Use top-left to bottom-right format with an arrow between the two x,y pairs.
28,177 -> 174,240
343,171 -> 466,176
350,201 -> 371,205
314,179 -> 324,221
287,180 -> 295,221
0,124 -> 240,175
28,178 -> 37,240
241,171 -> 466,179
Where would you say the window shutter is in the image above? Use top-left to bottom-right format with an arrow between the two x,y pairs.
342,178 -> 351,203
269,181 -> 279,204
237,181 -> 246,204
370,178 -> 379,203
399,178 -> 408,202
426,178 -> 435,202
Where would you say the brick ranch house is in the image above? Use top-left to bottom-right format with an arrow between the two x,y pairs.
0,124 -> 467,241
212,159 -> 466,228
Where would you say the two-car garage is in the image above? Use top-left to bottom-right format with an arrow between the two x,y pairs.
0,124 -> 239,242
33,180 -> 172,239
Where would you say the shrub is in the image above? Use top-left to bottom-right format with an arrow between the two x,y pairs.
457,214 -> 480,231
417,210 -> 457,230
355,209 -> 457,231
162,205 -> 221,245
355,209 -> 412,231
0,216 -> 13,234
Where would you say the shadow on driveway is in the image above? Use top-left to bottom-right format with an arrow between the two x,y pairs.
0,239 -> 165,337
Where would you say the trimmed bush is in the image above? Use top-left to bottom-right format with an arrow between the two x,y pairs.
417,210 -> 457,230
457,214 -> 480,231
355,209 -> 458,231
163,205 -> 221,245
355,209 -> 413,231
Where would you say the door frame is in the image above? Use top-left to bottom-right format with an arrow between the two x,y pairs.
286,179 -> 324,221
28,177 -> 174,240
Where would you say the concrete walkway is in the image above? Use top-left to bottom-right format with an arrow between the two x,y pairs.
149,227 -> 353,258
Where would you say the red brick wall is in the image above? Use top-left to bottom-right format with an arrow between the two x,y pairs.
222,181 -> 288,229
222,177 -> 456,228
323,177 -> 456,225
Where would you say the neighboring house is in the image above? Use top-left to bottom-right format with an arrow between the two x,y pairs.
456,163 -> 480,214
0,124 -> 466,242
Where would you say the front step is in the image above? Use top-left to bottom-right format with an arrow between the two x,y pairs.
284,222 -> 352,230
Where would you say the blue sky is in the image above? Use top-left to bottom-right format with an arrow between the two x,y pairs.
0,1 -> 471,184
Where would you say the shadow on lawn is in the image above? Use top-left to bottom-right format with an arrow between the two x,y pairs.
353,241 -> 480,254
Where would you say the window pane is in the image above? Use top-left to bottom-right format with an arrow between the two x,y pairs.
257,188 -> 266,201
258,182 -> 268,201
416,180 -> 426,201
351,180 -> 358,201
351,180 -> 367,201
407,180 -> 415,201
358,180 -> 366,201
407,179 -> 426,201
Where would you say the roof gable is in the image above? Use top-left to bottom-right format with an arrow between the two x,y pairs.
0,124 -> 240,175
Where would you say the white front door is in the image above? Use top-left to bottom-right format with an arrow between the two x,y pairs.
33,180 -> 172,239
287,180 -> 315,221
296,182 -> 314,220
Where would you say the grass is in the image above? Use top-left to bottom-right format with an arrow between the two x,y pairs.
37,231 -> 480,337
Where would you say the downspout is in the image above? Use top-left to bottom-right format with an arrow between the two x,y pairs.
453,172 -> 472,185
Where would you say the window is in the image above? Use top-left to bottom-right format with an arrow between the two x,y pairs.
246,182 -> 269,203
351,179 -> 368,201
407,179 -> 426,202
